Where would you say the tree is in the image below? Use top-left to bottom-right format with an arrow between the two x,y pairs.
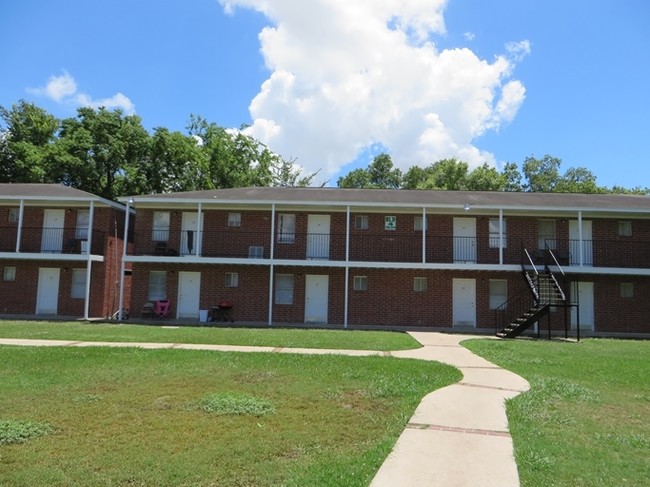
418,159 -> 470,190
555,167 -> 601,193
0,100 -> 59,183
337,153 -> 401,189
466,163 -> 507,191
502,162 -> 523,192
522,154 -> 561,192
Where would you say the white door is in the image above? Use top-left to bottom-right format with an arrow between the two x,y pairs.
305,275 -> 329,323
307,215 -> 330,259
41,209 -> 65,252
569,220 -> 592,266
177,271 -> 201,319
453,218 -> 476,263
571,281 -> 594,331
181,212 -> 201,256
36,268 -> 60,315
453,278 -> 476,327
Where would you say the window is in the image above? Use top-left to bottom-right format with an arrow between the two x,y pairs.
620,282 -> 634,298
148,271 -> 167,301
538,220 -> 556,249
618,221 -> 632,237
413,277 -> 427,292
75,210 -> 90,240
384,216 -> 396,230
248,246 -> 264,258
228,213 -> 241,227
8,208 -> 19,223
353,276 -> 368,291
275,274 -> 294,304
355,215 -> 369,230
225,272 -> 239,288
277,214 -> 296,243
71,269 -> 86,299
414,216 -> 427,231
489,279 -> 508,309
152,212 -> 170,241
489,219 -> 507,248
3,267 -> 16,281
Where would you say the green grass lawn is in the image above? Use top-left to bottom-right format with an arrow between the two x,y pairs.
0,345 -> 460,486
0,320 -> 420,351
464,338 -> 650,487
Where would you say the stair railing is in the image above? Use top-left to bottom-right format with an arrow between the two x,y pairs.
494,286 -> 539,335
521,247 -> 540,301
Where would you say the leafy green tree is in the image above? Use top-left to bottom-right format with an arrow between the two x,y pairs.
466,163 -> 507,191
0,100 -> 60,183
555,167 -> 602,193
418,159 -> 470,190
338,153 -> 401,189
522,154 -> 561,192
502,162 -> 523,192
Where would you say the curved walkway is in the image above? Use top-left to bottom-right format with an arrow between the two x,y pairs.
0,331 -> 529,487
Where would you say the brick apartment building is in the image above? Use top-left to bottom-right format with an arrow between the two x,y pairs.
0,184 -> 132,319
120,187 -> 650,336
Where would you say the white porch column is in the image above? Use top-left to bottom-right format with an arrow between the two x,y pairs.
344,206 -> 350,329
15,199 -> 25,252
422,207 -> 427,264
83,201 -> 95,320
118,198 -> 133,321
499,209 -> 504,265
578,210 -> 583,266
268,204 -> 276,326
196,203 -> 202,256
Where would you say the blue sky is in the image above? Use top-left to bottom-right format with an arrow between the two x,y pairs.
2,0 -> 648,188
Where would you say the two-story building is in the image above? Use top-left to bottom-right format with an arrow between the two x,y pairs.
120,187 -> 650,336
0,184 -> 132,319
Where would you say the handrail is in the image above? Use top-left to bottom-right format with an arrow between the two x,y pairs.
545,244 -> 566,276
494,286 -> 538,334
522,247 -> 538,276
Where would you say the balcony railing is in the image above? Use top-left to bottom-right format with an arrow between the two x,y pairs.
0,226 -> 105,255
128,230 -> 650,269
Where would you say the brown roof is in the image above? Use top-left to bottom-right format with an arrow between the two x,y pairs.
126,187 -> 650,213
0,183 -> 123,208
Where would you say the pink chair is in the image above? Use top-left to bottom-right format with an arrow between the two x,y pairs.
154,300 -> 170,318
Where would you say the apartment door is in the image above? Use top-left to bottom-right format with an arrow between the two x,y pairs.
453,218 -> 476,263
41,209 -> 65,253
307,215 -> 330,259
571,281 -> 594,331
569,220 -> 593,266
36,268 -> 60,315
181,212 -> 201,256
453,278 -> 476,327
177,271 -> 200,319
305,274 -> 329,323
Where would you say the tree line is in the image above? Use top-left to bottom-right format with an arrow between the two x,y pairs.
337,153 -> 648,194
2,100 -> 646,200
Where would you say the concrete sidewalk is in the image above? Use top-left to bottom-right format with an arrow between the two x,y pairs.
0,331 -> 529,486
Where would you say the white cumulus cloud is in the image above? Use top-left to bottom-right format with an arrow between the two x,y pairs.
220,0 -> 528,179
27,71 -> 135,115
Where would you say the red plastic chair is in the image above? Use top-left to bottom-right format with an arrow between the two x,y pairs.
154,300 -> 170,318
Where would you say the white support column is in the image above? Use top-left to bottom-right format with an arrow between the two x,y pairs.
578,210 -> 583,266
422,207 -> 427,264
118,198 -> 133,321
499,209 -> 504,265
83,201 -> 95,320
344,206 -> 350,329
196,203 -> 202,256
15,200 -> 25,252
268,204 -> 276,326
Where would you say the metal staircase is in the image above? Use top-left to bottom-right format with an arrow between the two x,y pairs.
496,247 -> 568,339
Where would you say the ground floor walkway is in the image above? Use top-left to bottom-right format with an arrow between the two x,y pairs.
0,331 -> 529,486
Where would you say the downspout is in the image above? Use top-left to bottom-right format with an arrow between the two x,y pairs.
15,200 -> 25,252
83,201 -> 95,320
499,209 -> 504,265
344,205 -> 350,329
268,204 -> 276,326
118,198 -> 132,321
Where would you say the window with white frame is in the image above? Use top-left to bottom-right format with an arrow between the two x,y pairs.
414,216 -> 427,231
620,282 -> 634,298
3,266 -> 16,281
618,221 -> 632,237
277,214 -> 296,243
489,279 -> 508,309
275,274 -> 294,304
353,275 -> 368,291
384,216 -> 396,230
489,219 -> 507,248
225,272 -> 239,288
355,215 -> 369,230
152,212 -> 170,241
8,208 -> 19,223
248,246 -> 264,258
538,220 -> 556,249
413,277 -> 427,292
75,209 -> 90,240
148,271 -> 167,301
71,269 -> 86,299
228,213 -> 241,227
